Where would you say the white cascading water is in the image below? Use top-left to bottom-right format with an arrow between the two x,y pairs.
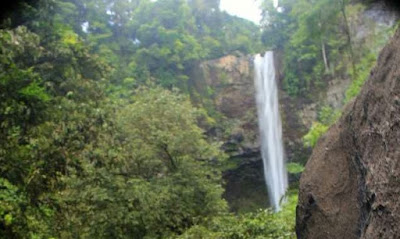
254,51 -> 288,211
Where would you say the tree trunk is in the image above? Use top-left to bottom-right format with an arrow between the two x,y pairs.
321,38 -> 330,74
318,10 -> 331,75
340,0 -> 358,79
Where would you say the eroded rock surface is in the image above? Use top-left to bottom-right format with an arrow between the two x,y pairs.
297,28 -> 400,239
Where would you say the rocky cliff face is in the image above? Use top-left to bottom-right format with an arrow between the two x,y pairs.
192,53 -> 352,163
190,54 -> 259,153
296,28 -> 400,239
190,52 -> 352,211
190,54 -> 269,211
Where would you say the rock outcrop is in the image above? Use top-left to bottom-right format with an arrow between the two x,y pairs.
296,28 -> 400,238
190,54 -> 259,153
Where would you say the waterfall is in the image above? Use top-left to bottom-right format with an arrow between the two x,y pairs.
254,51 -> 288,211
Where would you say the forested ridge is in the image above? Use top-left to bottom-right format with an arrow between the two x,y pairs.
262,0 -> 396,148
0,0 -> 397,238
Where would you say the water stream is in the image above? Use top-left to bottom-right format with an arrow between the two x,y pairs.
254,51 -> 288,211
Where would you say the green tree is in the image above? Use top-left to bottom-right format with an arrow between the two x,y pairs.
262,0 -> 347,96
55,87 -> 227,238
0,13 -> 110,237
178,190 -> 298,239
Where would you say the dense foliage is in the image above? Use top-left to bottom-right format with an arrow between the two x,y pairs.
261,0 -> 396,97
178,190 -> 298,239
0,0 -> 290,238
56,0 -> 263,92
260,0 -> 397,147
0,23 -> 227,236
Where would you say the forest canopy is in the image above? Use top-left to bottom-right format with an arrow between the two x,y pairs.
0,1 -> 267,238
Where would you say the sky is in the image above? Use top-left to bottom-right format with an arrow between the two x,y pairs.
220,0 -> 263,24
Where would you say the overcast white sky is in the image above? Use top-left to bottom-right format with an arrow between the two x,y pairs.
219,0 -> 264,24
